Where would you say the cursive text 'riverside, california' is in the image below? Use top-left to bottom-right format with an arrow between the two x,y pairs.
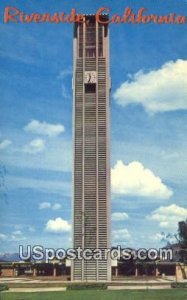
4,7 -> 187,25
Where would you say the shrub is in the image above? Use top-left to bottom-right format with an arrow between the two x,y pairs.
171,282 -> 187,288
0,284 -> 9,292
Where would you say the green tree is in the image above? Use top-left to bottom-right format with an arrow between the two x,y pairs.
178,221 -> 187,263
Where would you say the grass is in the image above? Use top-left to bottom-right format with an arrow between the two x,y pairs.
1,289 -> 187,300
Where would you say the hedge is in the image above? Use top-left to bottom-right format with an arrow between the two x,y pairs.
0,284 -> 9,292
67,283 -> 107,290
171,282 -> 187,288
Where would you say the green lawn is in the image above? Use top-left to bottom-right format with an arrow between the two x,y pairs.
1,290 -> 187,300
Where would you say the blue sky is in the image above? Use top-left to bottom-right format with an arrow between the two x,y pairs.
0,0 -> 187,253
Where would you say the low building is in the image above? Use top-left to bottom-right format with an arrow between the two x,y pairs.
0,259 -> 70,280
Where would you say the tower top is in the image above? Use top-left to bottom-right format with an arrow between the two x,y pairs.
74,14 -> 109,28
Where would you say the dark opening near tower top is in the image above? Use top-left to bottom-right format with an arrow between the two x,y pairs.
74,15 -> 109,58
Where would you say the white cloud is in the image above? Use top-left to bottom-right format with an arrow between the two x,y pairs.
28,226 -> 35,233
0,233 -> 7,241
0,139 -> 12,150
112,229 -> 131,243
52,203 -> 62,211
45,217 -> 71,233
0,231 -> 26,242
8,230 -> 26,242
10,235 -> 26,242
2,137 -> 72,172
14,225 -> 23,230
7,175 -> 70,196
57,68 -> 72,99
61,85 -> 69,98
112,212 -> 129,221
114,59 -> 187,114
111,160 -> 172,199
149,233 -> 165,242
24,120 -> 65,137
39,202 -> 51,209
150,233 -> 176,244
57,67 -> 72,80
12,230 -> 22,235
147,204 -> 187,229
39,202 -> 62,210
23,138 -> 45,154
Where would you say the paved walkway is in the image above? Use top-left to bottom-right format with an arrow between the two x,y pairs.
108,285 -> 171,290
0,277 -> 63,284
3,287 -> 66,293
0,277 -> 175,284
0,276 -> 177,291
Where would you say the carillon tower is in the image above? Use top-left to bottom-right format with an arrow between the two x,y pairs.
72,15 -> 111,281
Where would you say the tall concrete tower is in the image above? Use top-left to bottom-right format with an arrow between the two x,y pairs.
72,15 -> 111,281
